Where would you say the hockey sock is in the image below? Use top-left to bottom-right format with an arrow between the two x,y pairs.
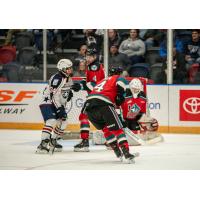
110,129 -> 130,150
102,127 -> 117,144
118,140 -> 129,150
52,126 -> 64,139
80,131 -> 89,140
80,115 -> 90,139
41,125 -> 53,140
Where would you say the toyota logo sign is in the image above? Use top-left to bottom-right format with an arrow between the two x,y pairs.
180,90 -> 200,121
183,97 -> 200,114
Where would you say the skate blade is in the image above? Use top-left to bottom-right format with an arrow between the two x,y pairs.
54,148 -> 63,152
74,147 -> 90,152
35,149 -> 49,154
127,158 -> 135,164
124,158 -> 135,164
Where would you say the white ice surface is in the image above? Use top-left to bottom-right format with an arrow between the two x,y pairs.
0,130 -> 200,170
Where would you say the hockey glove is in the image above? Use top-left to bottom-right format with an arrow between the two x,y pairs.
115,95 -> 125,106
150,118 -> 159,131
71,83 -> 81,92
56,106 -> 67,119
67,90 -> 73,102
81,80 -> 96,92
139,118 -> 159,132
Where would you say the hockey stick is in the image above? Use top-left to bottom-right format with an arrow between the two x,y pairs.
124,127 -> 145,145
144,133 -> 164,145
124,127 -> 164,145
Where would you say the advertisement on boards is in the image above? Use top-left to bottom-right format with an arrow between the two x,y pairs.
179,90 -> 200,121
0,83 -> 45,123
1,83 -> 200,128
0,83 -> 87,124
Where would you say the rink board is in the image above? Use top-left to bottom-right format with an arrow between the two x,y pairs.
0,83 -> 200,133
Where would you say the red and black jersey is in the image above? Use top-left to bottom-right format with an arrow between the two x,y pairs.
121,91 -> 146,120
86,62 -> 105,83
87,75 -> 127,105
83,62 -> 105,94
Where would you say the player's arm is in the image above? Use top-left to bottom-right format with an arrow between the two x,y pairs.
71,80 -> 96,92
49,75 -> 63,109
115,77 -> 128,106
50,75 -> 67,119
82,80 -> 96,92
135,91 -> 147,121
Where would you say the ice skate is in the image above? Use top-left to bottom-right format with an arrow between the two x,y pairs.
54,139 -> 63,152
35,139 -> 50,154
121,145 -> 136,164
74,139 -> 89,152
113,146 -> 123,162
110,142 -> 123,162
49,139 -> 57,155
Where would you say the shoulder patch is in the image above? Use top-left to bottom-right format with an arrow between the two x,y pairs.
117,77 -> 128,84
52,79 -> 59,86
91,65 -> 98,71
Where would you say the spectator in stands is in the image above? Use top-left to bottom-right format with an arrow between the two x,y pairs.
140,29 -> 166,48
4,29 -> 26,46
184,29 -> 200,70
53,29 -> 85,51
161,37 -> 187,84
159,36 -> 184,60
140,29 -> 154,48
175,29 -> 192,46
119,29 -> 146,65
83,29 -> 103,53
31,29 -> 58,52
109,43 -> 131,76
74,44 -> 88,68
73,59 -> 86,77
95,29 -> 104,36
108,29 -> 122,48
0,29 -> 8,47
56,29 -> 73,48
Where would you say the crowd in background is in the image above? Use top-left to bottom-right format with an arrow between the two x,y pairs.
0,29 -> 200,84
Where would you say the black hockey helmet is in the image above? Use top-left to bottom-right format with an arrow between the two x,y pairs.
109,66 -> 123,76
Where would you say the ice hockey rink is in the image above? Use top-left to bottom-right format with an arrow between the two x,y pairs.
0,129 -> 200,170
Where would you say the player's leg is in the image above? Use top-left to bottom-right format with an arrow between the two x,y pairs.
74,113 -> 90,152
102,126 -> 123,161
49,118 -> 68,153
103,105 -> 137,163
36,104 -> 57,154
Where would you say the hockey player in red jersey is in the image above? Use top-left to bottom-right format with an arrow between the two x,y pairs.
72,49 -> 105,152
121,78 -> 158,136
82,67 -> 137,163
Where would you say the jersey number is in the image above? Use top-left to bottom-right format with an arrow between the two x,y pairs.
94,80 -> 106,92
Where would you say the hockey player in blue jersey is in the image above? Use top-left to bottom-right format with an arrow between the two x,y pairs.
36,59 -> 74,154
